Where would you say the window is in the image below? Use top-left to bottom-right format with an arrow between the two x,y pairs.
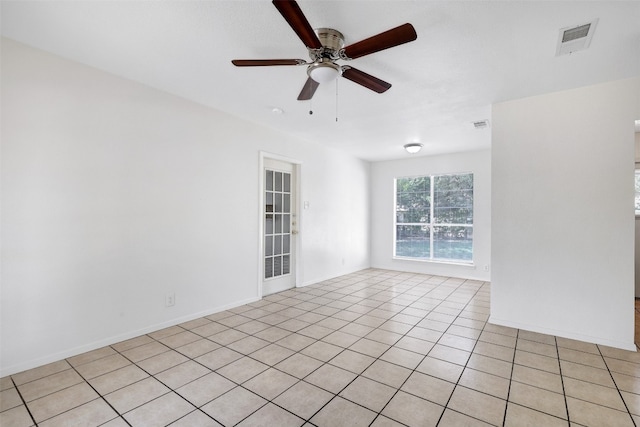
394,173 -> 473,262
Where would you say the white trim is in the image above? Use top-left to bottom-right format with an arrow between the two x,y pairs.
258,151 -> 303,297
488,315 -> 637,352
0,296 -> 260,377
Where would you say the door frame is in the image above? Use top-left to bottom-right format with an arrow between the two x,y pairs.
258,151 -> 303,297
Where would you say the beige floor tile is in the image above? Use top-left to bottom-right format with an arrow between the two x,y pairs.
175,338 -> 221,359
136,350 -> 189,375
304,364 -> 357,394
480,330 -> 517,348
178,317 -> 212,330
275,353 -> 323,379
275,332 -> 314,350
209,328 -> 249,346
316,317 -> 349,331
379,346 -> 424,369
89,365 -> 149,395
508,380 -> 567,419
28,382 -> 98,423
1,388 -> 22,412
155,360 -> 211,389
311,396 -> 377,427
512,364 -> 564,394
428,344 -> 471,366
190,321 -> 229,338
0,405 -> 35,427
110,335 -> 155,353
566,396 -> 635,427
518,330 -> 556,346
298,324 -> 334,340
416,356 -> 464,383
560,360 -> 615,388
243,368 -> 298,400
447,385 -> 506,426
622,391 -> 640,416
148,325 -> 184,340
322,331 -> 361,348
599,345 -> 640,364
382,390 -> 444,426
394,336 -> 435,355
612,371 -> 640,394
438,334 -> 477,352
158,331 -> 202,349
170,410 -> 223,427
340,322 -> 374,337
201,386 -> 267,426
0,376 -> 14,391
557,337 -> 600,354
447,325 -> 483,340
123,392 -> 195,427
11,360 -> 71,386
120,341 -> 170,363
472,340 -> 515,362
104,377 -> 169,414
236,402 -> 305,427
38,398 -> 117,427
195,347 -> 243,371
273,318 -> 310,333
18,368 -> 84,402
605,357 -> 640,378
66,346 -> 116,367
300,341 -> 343,362
349,338 -> 391,358
362,359 -> 411,388
234,320 -> 271,335
370,414 -> 406,426
458,367 -> 510,399
558,347 -> 607,369
466,353 -> 513,379
405,326 -> 443,343
274,381 -> 333,419
227,336 -> 271,355
175,372 -> 235,407
515,349 -> 560,374
339,376 -> 396,412
400,371 -> 455,406
329,349 -> 375,374
563,377 -> 627,411
216,356 -> 268,383
438,409 -> 493,426
250,343 -> 295,366
504,402 -> 567,427
516,338 -> 558,358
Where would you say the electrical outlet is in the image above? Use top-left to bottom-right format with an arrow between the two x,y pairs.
166,293 -> 175,307
483,265 -> 489,272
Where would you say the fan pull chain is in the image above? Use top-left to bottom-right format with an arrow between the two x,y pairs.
309,95 -> 313,115
335,78 -> 339,122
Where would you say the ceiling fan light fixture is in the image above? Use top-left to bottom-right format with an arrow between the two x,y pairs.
308,61 -> 341,84
404,143 -> 423,154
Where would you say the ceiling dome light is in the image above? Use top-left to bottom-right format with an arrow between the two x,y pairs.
404,143 -> 423,154
308,61 -> 341,84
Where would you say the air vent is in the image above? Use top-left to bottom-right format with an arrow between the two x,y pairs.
472,120 -> 490,130
556,19 -> 598,56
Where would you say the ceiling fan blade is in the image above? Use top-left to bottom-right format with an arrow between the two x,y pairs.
342,23 -> 417,59
272,0 -> 323,49
342,67 -> 391,93
232,59 -> 306,66
297,77 -> 320,100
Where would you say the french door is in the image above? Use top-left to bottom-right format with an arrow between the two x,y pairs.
262,158 -> 297,295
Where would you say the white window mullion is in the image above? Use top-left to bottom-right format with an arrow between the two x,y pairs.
429,175 -> 435,260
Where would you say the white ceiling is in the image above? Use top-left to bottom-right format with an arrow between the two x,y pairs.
2,1 -> 639,161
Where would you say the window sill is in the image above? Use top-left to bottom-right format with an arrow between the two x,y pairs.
392,256 -> 475,268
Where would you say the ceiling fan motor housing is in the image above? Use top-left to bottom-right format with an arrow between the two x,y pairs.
311,28 -> 345,60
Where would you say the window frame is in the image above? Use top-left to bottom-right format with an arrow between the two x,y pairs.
393,172 -> 474,265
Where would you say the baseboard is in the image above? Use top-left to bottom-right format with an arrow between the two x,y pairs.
488,316 -> 637,352
0,296 -> 261,377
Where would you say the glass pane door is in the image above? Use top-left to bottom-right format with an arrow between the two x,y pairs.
265,168 -> 292,279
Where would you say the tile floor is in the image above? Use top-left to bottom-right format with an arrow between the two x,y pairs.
1,269 -> 639,427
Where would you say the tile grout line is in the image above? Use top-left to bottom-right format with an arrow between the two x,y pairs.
9,376 -> 38,427
596,345 -> 637,427
500,328 -> 519,427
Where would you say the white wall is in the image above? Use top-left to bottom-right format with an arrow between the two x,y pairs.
0,38 -> 370,376
370,150 -> 491,281
491,77 -> 640,350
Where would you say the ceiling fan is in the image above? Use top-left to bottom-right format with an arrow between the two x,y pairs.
232,0 -> 417,100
